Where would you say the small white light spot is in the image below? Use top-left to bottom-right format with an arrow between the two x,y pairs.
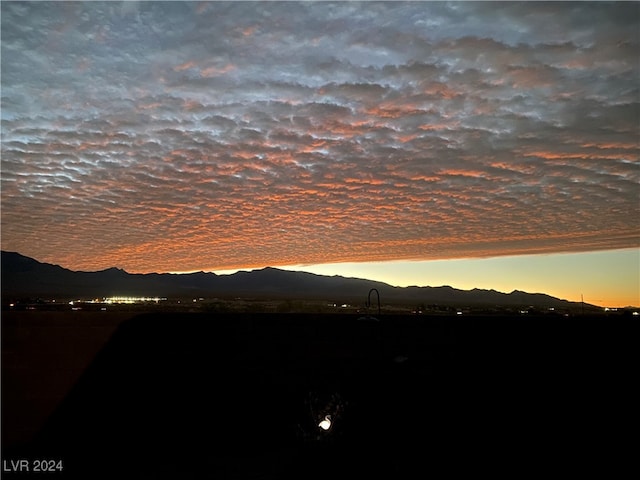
318,415 -> 332,431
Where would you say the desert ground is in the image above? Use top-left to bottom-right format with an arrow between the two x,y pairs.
1,309 -> 632,478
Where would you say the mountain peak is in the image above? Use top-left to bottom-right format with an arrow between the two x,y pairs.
97,266 -> 128,275
1,251 -> 592,310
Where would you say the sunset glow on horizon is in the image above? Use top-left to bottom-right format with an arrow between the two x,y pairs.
2,2 -> 638,307
172,248 -> 636,308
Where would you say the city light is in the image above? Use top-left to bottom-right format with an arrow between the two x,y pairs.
68,296 -> 167,306
103,296 -> 165,304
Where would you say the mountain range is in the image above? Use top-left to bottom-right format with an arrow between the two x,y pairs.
1,251 -> 591,310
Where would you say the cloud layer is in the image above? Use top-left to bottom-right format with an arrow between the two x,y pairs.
2,1 -> 638,272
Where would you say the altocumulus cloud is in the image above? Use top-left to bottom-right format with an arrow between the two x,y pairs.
1,1 -> 638,273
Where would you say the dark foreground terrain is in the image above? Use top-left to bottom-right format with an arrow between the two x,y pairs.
2,312 -> 634,478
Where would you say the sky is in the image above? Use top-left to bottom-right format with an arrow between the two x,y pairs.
1,1 -> 639,307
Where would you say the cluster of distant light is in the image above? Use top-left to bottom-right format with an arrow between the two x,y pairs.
69,296 -> 167,305
604,307 -> 638,315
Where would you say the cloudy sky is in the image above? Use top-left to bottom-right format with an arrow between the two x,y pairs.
2,1 -> 639,306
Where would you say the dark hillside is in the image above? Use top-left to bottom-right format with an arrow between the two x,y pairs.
2,251 -> 592,311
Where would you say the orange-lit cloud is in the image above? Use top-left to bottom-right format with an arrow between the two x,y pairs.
174,61 -> 197,72
200,64 -> 235,78
1,1 -> 638,275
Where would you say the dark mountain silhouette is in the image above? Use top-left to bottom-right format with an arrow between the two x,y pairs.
1,251 -> 589,309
